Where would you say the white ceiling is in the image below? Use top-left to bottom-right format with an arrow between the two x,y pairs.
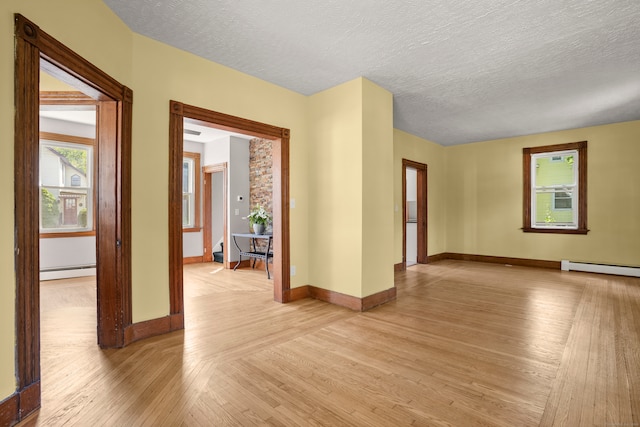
102,0 -> 640,146
183,118 -> 253,143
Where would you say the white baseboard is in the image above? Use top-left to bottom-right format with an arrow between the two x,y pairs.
40,267 -> 97,281
561,260 -> 640,278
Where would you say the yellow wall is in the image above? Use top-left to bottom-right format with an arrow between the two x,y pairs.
308,77 -> 395,298
0,7 -> 15,401
1,0 -> 310,401
308,79 -> 364,296
445,120 -> 640,266
1,0 -> 133,402
128,34 -> 310,320
393,130 -> 447,263
361,79 -> 394,296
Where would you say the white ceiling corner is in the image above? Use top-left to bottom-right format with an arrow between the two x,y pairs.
102,0 -> 640,146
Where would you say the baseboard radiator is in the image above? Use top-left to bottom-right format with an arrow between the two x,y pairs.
561,260 -> 640,278
40,264 -> 97,281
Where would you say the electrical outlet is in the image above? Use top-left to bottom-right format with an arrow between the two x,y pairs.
290,265 -> 296,276
235,209 -> 239,215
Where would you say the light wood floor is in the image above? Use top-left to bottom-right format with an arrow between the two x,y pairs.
18,260 -> 640,426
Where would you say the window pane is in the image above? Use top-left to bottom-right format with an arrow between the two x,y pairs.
554,191 -> 572,209
182,194 -> 191,227
183,160 -> 191,193
534,154 -> 575,187
40,140 -> 93,232
524,142 -> 586,233
534,190 -> 575,226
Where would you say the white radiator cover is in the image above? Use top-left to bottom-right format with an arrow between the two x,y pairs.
40,265 -> 96,281
561,260 -> 640,278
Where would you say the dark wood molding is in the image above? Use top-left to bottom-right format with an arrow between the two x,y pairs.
14,13 -> 133,421
426,253 -> 448,263
119,87 -> 134,332
308,286 -> 396,312
228,260 -> 251,269
169,100 -> 290,321
362,287 -> 397,311
39,231 -> 97,238
15,15 -> 42,414
202,163 -> 228,264
309,287 -> 362,311
203,171 -> 212,263
123,314 -> 184,346
522,227 -> 589,235
40,90 -> 96,105
169,107 -> 185,317
17,382 -> 40,420
402,159 -> 428,266
394,262 -> 406,271
523,141 -> 588,234
16,15 -> 123,101
284,285 -> 310,302
39,132 -> 94,146
0,394 -> 19,427
183,256 -> 204,265
436,253 -> 561,270
39,131 -> 98,238
0,381 -> 43,426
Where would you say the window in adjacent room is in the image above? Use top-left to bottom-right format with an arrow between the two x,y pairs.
39,134 -> 94,234
182,151 -> 201,230
523,141 -> 587,234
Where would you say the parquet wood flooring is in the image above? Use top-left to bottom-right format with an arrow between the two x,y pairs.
16,260 -> 640,426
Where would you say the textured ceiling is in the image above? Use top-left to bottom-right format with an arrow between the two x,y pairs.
102,0 -> 640,145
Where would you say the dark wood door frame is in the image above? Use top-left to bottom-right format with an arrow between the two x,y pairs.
13,14 -> 132,422
202,163 -> 228,264
402,159 -> 428,268
169,101 -> 290,312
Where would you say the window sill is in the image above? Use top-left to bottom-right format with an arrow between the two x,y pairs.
183,227 -> 202,233
522,227 -> 589,235
40,230 -> 96,238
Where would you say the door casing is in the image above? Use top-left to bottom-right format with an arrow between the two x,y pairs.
203,163 -> 228,265
402,159 -> 428,267
168,101 -> 291,317
14,13 -> 132,420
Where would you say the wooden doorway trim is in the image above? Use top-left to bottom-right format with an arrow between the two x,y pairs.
402,159 -> 428,268
169,101 -> 290,312
202,163 -> 228,264
13,14 -> 132,422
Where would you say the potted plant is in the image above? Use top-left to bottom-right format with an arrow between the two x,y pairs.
248,204 -> 271,235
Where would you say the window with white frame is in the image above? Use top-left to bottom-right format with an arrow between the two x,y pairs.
39,136 -> 93,233
523,141 -> 587,234
182,152 -> 201,229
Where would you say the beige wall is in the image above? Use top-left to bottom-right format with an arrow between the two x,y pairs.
128,34 -> 310,320
361,79 -> 394,296
308,77 -> 395,298
445,120 -> 640,266
308,79 -> 364,296
393,130 -> 447,263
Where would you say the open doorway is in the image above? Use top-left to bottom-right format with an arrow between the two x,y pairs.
168,101 -> 291,326
402,159 -> 428,268
203,163 -> 228,265
14,14 -> 132,420
405,167 -> 418,266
